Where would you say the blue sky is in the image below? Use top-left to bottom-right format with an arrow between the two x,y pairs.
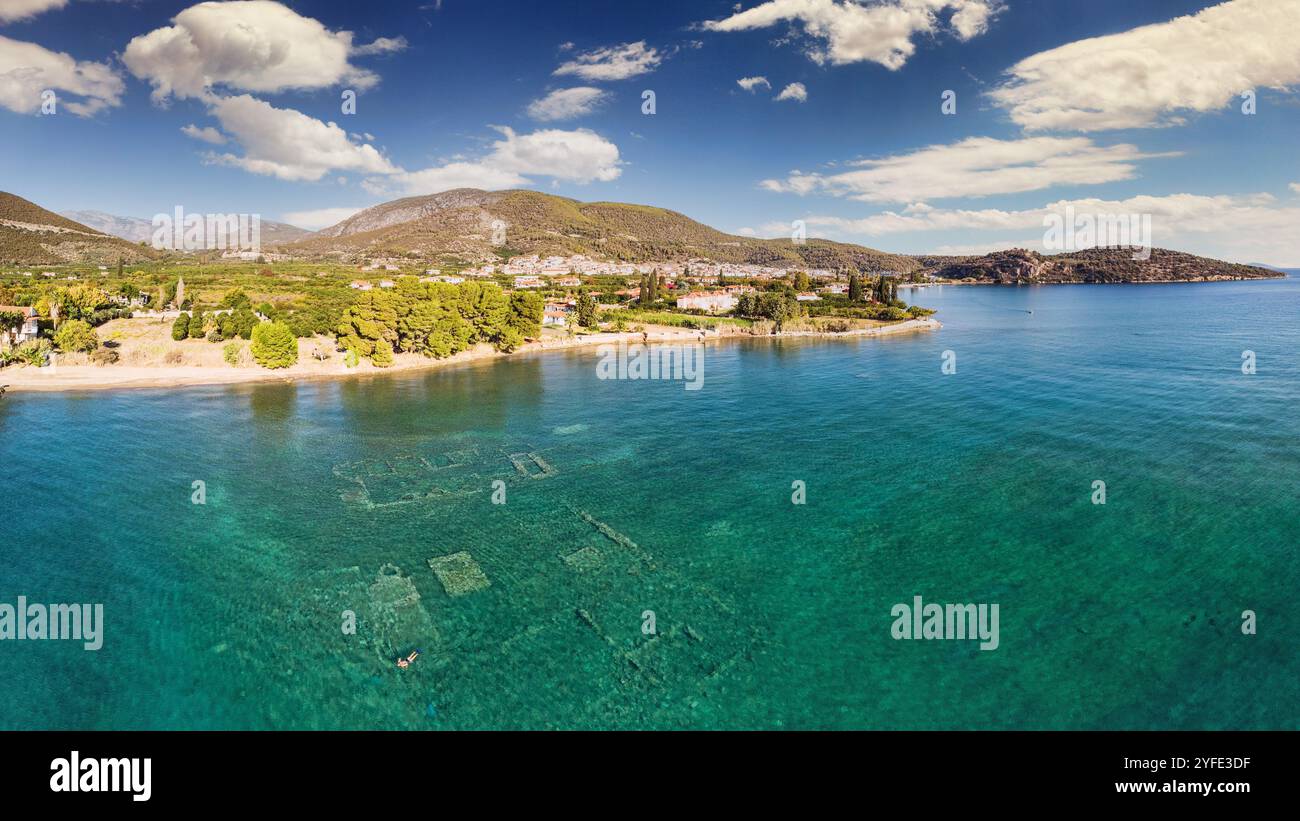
3,0 -> 1299,263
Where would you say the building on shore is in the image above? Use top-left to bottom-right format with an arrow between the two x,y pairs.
0,306 -> 39,345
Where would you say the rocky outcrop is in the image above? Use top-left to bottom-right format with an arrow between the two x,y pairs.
931,248 -> 1282,284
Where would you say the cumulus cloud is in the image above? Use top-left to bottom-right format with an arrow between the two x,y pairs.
0,0 -> 68,23
527,87 -> 610,121
737,76 -> 771,92
0,34 -> 123,116
350,36 -> 408,57
203,94 -> 398,181
775,82 -> 807,102
795,192 -> 1300,263
180,123 -> 226,144
123,0 -> 402,102
369,126 -> 622,197
990,0 -> 1300,131
554,41 -> 662,81
700,0 -> 1001,69
760,136 -> 1169,203
1291,183 -> 1300,194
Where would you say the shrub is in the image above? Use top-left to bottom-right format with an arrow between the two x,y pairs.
250,321 -> 298,369
53,319 -> 98,353
88,307 -> 132,326
188,311 -> 207,339
15,339 -> 52,366
171,313 -> 190,340
90,348 -> 119,365
371,338 -> 394,367
223,340 -> 244,366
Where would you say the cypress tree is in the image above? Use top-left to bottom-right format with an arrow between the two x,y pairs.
848,272 -> 863,302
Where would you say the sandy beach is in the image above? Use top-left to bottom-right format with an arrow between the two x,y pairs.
1,317 -> 939,393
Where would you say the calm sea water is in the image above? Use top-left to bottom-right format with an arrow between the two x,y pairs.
2,279 -> 1296,730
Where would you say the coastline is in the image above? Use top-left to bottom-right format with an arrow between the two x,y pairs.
899,274 -> 1286,288
0,317 -> 940,394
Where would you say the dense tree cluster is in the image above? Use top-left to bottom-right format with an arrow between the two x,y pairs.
53,319 -> 98,353
335,280 -> 542,366
250,321 -> 299,369
734,290 -> 805,330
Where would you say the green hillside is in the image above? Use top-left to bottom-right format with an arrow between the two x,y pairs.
288,189 -> 921,272
0,191 -> 161,266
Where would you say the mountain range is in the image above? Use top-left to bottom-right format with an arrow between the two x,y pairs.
61,210 -> 314,247
1,189 -> 1285,284
0,193 -> 160,266
291,188 -> 922,272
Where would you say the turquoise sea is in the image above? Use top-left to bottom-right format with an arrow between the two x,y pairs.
1,279 -> 1296,730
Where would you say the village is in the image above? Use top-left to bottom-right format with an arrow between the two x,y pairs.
342,253 -> 917,329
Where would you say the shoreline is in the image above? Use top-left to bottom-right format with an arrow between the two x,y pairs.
899,274 -> 1286,288
0,317 -> 940,394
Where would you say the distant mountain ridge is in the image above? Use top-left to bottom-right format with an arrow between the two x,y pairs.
2,190 -> 1285,284
62,210 -> 313,247
291,188 -> 922,272
0,192 -> 160,265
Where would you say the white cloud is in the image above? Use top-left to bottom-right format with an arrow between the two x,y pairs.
280,206 -> 366,230
990,0 -> 1300,131
123,0 -> 401,102
527,87 -> 610,121
737,76 -> 771,92
554,41 -> 662,81
760,136 -> 1169,202
735,226 -> 759,236
1291,183 -> 1300,194
700,0 -> 1001,69
775,82 -> 808,102
931,239 -> 1046,255
0,0 -> 68,23
484,127 -> 622,182
371,126 -> 622,196
368,162 -> 528,196
0,34 -> 123,116
204,94 -> 398,181
795,192 -> 1300,264
180,123 -> 226,144
350,36 -> 408,56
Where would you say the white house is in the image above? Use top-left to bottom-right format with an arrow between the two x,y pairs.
796,292 -> 821,302
543,306 -> 569,327
0,306 -> 39,345
513,276 -> 543,289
